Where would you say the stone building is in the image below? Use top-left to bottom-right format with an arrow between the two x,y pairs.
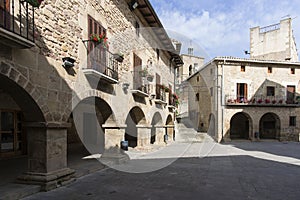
176,47 -> 204,120
188,57 -> 300,142
0,0 -> 182,190
250,18 -> 298,62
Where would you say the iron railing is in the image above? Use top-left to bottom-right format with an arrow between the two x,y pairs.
0,0 -> 35,42
85,41 -> 119,81
156,85 -> 166,102
225,95 -> 300,106
132,67 -> 150,94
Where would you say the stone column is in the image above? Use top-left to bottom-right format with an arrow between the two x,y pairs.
18,122 -> 74,191
100,124 -> 129,165
155,125 -> 165,144
165,125 -> 175,142
136,125 -> 151,147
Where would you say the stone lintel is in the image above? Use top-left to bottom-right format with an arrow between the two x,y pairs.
136,125 -> 152,128
23,122 -> 71,129
102,124 -> 127,129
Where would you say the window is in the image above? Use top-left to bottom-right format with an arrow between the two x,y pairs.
237,83 -> 248,102
267,67 -> 272,73
266,86 -> 275,96
156,49 -> 160,61
210,68 -> 214,75
197,76 -> 200,82
210,87 -> 213,96
135,21 -> 140,36
290,116 -> 296,126
241,65 -> 246,72
195,93 -> 200,101
189,65 -> 193,76
291,68 -> 295,74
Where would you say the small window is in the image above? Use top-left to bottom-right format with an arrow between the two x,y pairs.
210,87 -> 213,96
189,65 -> 193,76
266,86 -> 275,96
195,93 -> 200,101
291,68 -> 295,74
241,65 -> 246,72
210,68 -> 213,75
156,49 -> 160,61
135,21 -> 140,36
197,76 -> 200,82
268,67 -> 272,73
290,116 -> 296,126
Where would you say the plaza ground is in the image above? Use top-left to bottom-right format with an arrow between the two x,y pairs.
21,140 -> 300,200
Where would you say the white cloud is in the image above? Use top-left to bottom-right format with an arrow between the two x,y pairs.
150,0 -> 300,61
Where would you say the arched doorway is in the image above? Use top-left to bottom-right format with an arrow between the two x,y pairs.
69,97 -> 115,155
259,113 -> 280,139
0,74 -> 45,182
166,115 -> 174,141
230,112 -> 252,139
125,107 -> 146,148
150,112 -> 163,144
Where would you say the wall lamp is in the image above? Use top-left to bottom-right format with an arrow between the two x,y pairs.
62,57 -> 75,68
129,0 -> 139,11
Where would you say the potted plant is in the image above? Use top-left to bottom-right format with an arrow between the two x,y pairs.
24,0 -> 44,7
90,33 -> 108,48
272,100 -> 276,104
265,99 -> 270,104
257,99 -> 262,104
278,99 -> 283,104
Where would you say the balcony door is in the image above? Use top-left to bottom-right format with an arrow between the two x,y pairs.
133,54 -> 143,91
88,15 -> 106,73
237,83 -> 248,102
286,85 -> 295,104
0,0 -> 10,29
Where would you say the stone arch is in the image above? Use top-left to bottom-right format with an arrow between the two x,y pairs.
125,106 -> 146,148
68,96 -> 116,155
150,112 -> 163,144
0,62 -> 49,121
259,113 -> 280,139
230,112 -> 252,140
0,72 -> 46,176
166,114 -> 174,141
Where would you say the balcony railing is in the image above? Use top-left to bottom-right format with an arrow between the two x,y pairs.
83,41 -> 119,84
0,0 -> 35,48
155,85 -> 167,104
131,68 -> 150,97
225,95 -> 300,107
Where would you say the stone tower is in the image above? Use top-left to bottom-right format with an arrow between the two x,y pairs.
250,18 -> 298,62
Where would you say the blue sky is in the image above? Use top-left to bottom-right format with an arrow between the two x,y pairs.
149,0 -> 300,62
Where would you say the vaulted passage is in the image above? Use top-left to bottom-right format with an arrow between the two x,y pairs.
230,112 -> 251,140
125,107 -> 146,148
259,113 -> 280,139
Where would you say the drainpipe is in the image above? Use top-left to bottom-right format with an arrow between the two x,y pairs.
221,59 -> 225,142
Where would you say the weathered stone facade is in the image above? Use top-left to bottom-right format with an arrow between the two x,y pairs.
0,0 -> 181,190
188,57 -> 300,142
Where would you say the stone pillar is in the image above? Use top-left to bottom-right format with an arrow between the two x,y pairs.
136,125 -> 151,147
18,122 -> 74,191
165,125 -> 174,142
155,125 -> 165,144
100,124 -> 129,165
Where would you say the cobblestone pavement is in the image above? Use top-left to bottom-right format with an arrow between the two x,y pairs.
23,141 -> 300,200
